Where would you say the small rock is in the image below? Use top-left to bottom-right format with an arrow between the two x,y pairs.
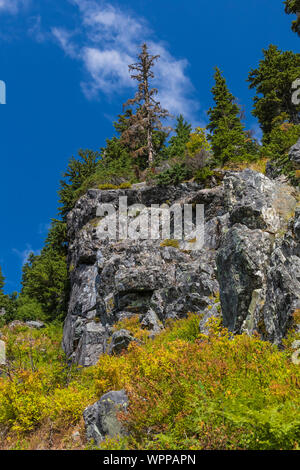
25,320 -> 45,329
83,390 -> 128,445
8,320 -> 25,329
71,431 -> 81,442
199,303 -> 222,335
107,329 -> 136,355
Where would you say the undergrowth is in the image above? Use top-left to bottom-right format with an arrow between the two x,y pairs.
0,315 -> 299,450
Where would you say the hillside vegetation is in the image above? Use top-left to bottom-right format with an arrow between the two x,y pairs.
0,314 -> 299,450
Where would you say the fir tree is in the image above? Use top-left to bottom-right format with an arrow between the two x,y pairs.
19,223 -> 68,322
207,68 -> 249,165
248,45 -> 300,143
0,266 -> 4,293
0,266 -> 17,322
122,43 -> 170,167
167,115 -> 192,159
58,149 -> 100,219
284,0 -> 300,35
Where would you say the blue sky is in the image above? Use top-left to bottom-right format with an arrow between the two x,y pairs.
0,0 -> 298,293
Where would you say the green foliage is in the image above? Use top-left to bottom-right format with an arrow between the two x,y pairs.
98,182 -> 132,190
15,296 -> 45,322
186,127 -> 211,157
248,45 -> 300,143
262,122 -> 300,158
166,115 -> 192,160
155,163 -> 189,186
58,149 -> 100,219
0,323 -> 95,436
284,0 -> 300,35
262,123 -> 300,181
207,68 -> 258,165
194,166 -> 214,183
0,266 -> 4,292
0,267 -> 17,325
18,221 -> 68,322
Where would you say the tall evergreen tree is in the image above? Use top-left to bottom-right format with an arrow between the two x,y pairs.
58,149 -> 100,219
167,115 -> 192,159
19,221 -> 68,322
122,43 -> 170,166
248,45 -> 300,143
0,266 -> 4,293
0,266 -> 17,322
207,68 -> 249,165
284,0 -> 300,35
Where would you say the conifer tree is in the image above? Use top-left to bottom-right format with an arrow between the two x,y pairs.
0,266 -> 17,322
122,43 -> 170,167
0,266 -> 4,293
248,45 -> 300,143
58,149 -> 100,219
207,68 -> 248,165
284,0 -> 300,35
167,115 -> 192,159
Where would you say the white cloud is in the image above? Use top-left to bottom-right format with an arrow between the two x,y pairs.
51,0 -> 199,121
13,245 -> 40,266
0,0 -> 28,14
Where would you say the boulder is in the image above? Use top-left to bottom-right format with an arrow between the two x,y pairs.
83,390 -> 128,445
107,329 -> 136,355
289,138 -> 300,169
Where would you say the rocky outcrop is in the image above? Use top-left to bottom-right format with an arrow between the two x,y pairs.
83,390 -> 128,445
63,182 -> 224,366
217,171 -> 299,343
63,168 -> 300,365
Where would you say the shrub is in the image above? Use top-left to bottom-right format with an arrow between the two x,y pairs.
160,239 -> 180,249
155,163 -> 189,186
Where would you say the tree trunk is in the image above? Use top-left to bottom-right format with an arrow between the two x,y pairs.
147,125 -> 154,165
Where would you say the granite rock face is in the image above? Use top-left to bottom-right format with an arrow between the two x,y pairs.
217,171 -> 299,344
63,168 -> 299,365
63,182 -> 224,366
